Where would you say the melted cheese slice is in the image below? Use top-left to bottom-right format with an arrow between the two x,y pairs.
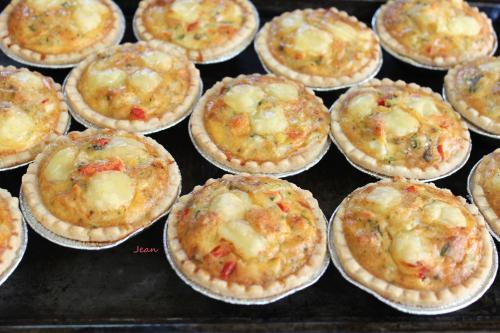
170,0 -> 201,23
367,140 -> 388,159
438,16 -> 481,36
44,147 -> 78,182
84,171 -> 135,211
218,219 -> 266,259
0,108 -> 35,149
220,2 -> 242,22
73,0 -> 108,33
423,201 -> 467,227
293,25 -> 333,56
88,68 -> 127,90
96,138 -> 150,166
251,107 -> 288,135
27,0 -> 66,10
366,186 -> 402,208
404,96 -> 440,117
279,12 -> 303,32
391,230 -> 435,265
209,192 -> 249,221
265,83 -> 298,101
141,51 -> 173,72
128,69 -> 162,95
383,108 -> 420,138
348,94 -> 377,118
325,21 -> 367,42
10,71 -> 44,90
223,85 -> 265,114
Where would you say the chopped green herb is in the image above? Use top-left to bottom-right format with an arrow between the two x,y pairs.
440,242 -> 450,256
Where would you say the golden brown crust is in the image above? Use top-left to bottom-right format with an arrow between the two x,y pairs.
190,74 -> 330,175
0,65 -> 70,170
21,129 -> 181,243
0,0 -> 124,67
64,41 -> 201,133
332,178 -> 494,307
254,7 -> 382,90
0,189 -> 23,277
133,0 -> 259,64
166,174 -> 327,300
330,78 -> 471,180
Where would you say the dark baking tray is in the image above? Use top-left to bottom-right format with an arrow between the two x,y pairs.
0,0 -> 499,332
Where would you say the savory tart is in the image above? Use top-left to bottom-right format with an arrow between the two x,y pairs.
190,74 -> 330,175
470,149 -> 500,237
21,129 -> 181,243
0,66 -> 70,170
444,56 -> 500,135
375,0 -> 497,69
332,178 -> 494,307
254,7 -> 382,90
330,78 -> 471,180
133,0 -> 259,63
166,174 -> 327,300
0,189 -> 23,278
64,41 -> 201,133
0,0 -> 124,67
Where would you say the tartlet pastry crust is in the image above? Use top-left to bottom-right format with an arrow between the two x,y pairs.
0,189 -> 23,277
190,74 -> 330,175
21,129 -> 181,243
330,78 -> 471,180
254,7 -> 382,90
133,0 -> 259,63
445,56 -> 500,135
166,174 -> 327,300
0,0 -> 124,67
333,178 -> 494,307
64,41 -> 201,133
0,66 -> 69,170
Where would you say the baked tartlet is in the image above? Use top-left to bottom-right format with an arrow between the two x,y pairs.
332,178 -> 494,308
64,41 -> 201,133
190,74 -> 330,175
375,0 -> 497,69
0,189 -> 24,279
0,0 -> 124,67
21,129 -> 181,243
444,56 -> 500,136
330,78 -> 471,180
0,66 -> 70,170
166,174 -> 327,301
133,0 -> 259,63
254,7 -> 382,90
470,149 -> 500,238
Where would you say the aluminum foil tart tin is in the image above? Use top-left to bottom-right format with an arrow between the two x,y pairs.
467,157 -> 500,242
163,213 -> 330,305
188,117 -> 331,178
0,215 -> 28,288
254,37 -> 384,92
371,8 -> 498,71
132,2 -> 260,65
19,182 -> 181,250
328,204 -> 499,315
0,116 -> 72,172
62,72 -> 203,135
0,1 -> 126,69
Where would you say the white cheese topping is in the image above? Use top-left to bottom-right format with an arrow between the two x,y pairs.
223,84 -> 265,114
423,201 -> 467,227
84,171 -> 135,211
218,219 -> 266,259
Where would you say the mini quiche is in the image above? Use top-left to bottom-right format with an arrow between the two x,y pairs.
64,41 -> 201,133
0,0 -> 124,67
0,189 -> 23,278
254,8 -> 382,90
166,174 -> 327,300
470,149 -> 500,238
134,0 -> 259,63
375,0 -> 497,69
0,66 -> 69,170
444,56 -> 500,136
332,178 -> 494,308
21,129 -> 181,243
190,74 -> 330,175
330,79 -> 471,180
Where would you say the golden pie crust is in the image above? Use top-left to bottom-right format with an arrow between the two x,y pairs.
0,66 -> 69,170
0,189 -> 23,277
330,78 -> 471,180
333,178 -> 494,307
470,149 -> 500,237
133,0 -> 258,63
445,56 -> 500,135
0,0 -> 124,67
190,74 -> 330,175
254,7 -> 382,90
375,0 -> 496,69
21,129 -> 181,243
64,41 -> 201,133
167,174 -> 327,299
